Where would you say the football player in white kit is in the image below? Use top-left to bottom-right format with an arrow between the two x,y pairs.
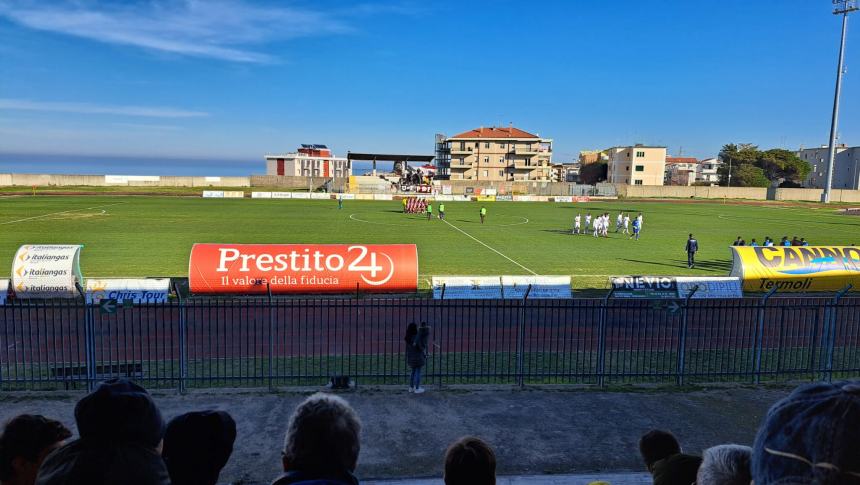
573,213 -> 581,235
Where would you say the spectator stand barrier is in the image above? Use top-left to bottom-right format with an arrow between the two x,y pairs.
0,287 -> 858,392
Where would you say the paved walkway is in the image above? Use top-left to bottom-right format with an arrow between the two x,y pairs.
0,385 -> 793,484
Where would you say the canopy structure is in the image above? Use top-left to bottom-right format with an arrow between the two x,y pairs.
347,152 -> 435,175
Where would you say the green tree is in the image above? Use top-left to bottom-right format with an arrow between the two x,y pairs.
579,162 -> 607,185
732,164 -> 771,187
718,143 -> 758,186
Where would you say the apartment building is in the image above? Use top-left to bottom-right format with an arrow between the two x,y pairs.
664,157 -> 698,186
578,149 -> 608,165
440,126 -> 553,181
607,145 -> 667,186
265,144 -> 351,178
798,144 -> 860,190
697,157 -> 721,185
551,162 -> 580,182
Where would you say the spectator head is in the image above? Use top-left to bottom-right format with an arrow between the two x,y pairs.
0,415 -> 71,485
639,430 -> 681,471
161,411 -> 236,485
405,323 -> 418,344
752,381 -> 860,484
689,234 -> 693,238
444,437 -> 496,485
282,393 -> 361,475
74,378 -> 164,449
697,444 -> 752,485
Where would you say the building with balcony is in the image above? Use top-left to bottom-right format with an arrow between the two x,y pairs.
798,144 -> 860,190
697,157 -> 721,185
551,163 -> 580,182
664,157 -> 698,186
438,126 -> 553,181
607,145 -> 667,186
265,144 -> 351,178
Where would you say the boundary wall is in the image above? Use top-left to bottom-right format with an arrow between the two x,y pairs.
0,174 -> 250,187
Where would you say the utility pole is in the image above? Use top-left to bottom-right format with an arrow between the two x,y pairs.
823,0 -> 858,203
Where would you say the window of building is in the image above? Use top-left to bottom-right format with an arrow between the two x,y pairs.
482,170 -> 488,177
634,180 -> 643,185
485,142 -> 490,149
626,167 -> 629,171
635,165 -> 644,172
636,151 -> 645,157
483,157 -> 489,163
475,142 -> 480,148
499,170 -> 504,176
459,141 -> 465,150
499,142 -> 506,149
499,157 -> 504,163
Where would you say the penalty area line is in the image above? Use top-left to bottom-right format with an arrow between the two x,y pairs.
0,202 -> 126,225
441,219 -> 537,275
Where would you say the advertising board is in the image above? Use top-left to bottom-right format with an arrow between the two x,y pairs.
271,192 -> 293,199
501,276 -> 572,299
189,244 -> 418,294
730,246 -> 860,292
476,195 -> 496,202
202,191 -> 224,198
251,192 -> 273,199
105,175 -> 160,184
513,195 -> 534,202
432,276 -> 503,299
495,195 -> 513,201
310,193 -> 331,200
86,278 -> 170,304
674,277 -> 743,299
554,196 -> 573,203
223,191 -> 245,198
11,245 -> 83,299
373,194 -> 394,201
442,185 -> 452,195
610,276 -> 678,298
338,194 -> 356,200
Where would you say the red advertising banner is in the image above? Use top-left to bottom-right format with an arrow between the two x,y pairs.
189,244 -> 418,294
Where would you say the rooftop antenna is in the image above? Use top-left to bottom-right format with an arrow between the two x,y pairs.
823,0 -> 858,203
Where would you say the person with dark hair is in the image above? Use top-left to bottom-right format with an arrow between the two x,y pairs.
36,378 -> 170,485
406,322 -> 430,394
752,380 -> 860,484
273,393 -> 361,485
638,430 -> 702,485
444,437 -> 496,485
161,411 -> 236,485
732,237 -> 742,246
0,415 -> 71,485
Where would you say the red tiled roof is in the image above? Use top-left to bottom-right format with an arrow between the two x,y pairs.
665,157 -> 698,164
450,126 -> 540,139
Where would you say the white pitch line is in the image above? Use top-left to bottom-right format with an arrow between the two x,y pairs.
0,202 -> 125,225
441,219 -> 537,275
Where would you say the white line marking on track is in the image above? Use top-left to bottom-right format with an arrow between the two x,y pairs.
441,218 -> 538,275
0,202 -> 125,225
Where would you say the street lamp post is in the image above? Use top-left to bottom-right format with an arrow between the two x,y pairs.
823,0 -> 858,203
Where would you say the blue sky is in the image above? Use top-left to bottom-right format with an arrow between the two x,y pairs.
0,0 -> 858,167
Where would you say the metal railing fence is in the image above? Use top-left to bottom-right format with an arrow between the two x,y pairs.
1,296 -> 858,392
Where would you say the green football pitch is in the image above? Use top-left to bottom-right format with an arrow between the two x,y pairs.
1,195 -> 858,289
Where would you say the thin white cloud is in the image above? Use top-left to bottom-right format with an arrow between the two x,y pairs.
0,99 -> 208,118
0,0 -> 354,63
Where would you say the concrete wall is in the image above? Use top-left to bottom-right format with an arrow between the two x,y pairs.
250,175 -> 348,192
615,184 -> 768,200
773,188 -> 860,203
440,180 -> 600,196
0,174 -> 250,187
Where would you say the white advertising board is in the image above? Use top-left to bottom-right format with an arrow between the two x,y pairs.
502,276 -> 572,299
432,276 -> 503,299
374,194 -> 394,201
513,195 -> 534,202
434,195 -> 454,201
484,188 -> 497,196
291,192 -> 311,199
205,176 -> 222,182
86,278 -> 170,304
310,192 -> 331,200
271,192 -> 293,199
554,196 -> 574,203
105,175 -> 161,184
675,277 -> 743,299
338,194 -> 356,200
251,192 -> 273,199
11,245 -> 83,299
0,278 -> 8,305
203,191 -> 224,198
442,185 -> 453,195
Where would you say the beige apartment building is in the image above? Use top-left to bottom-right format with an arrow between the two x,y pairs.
607,145 -> 667,186
441,126 -> 552,181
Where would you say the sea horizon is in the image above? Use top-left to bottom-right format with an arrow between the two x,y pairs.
0,152 -> 389,177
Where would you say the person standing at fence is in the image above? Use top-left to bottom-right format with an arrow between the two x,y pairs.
685,234 -> 699,269
405,322 -> 430,393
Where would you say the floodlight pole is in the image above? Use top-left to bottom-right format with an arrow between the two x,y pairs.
823,0 -> 858,203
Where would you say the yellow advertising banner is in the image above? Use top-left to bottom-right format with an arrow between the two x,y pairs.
730,246 -> 860,292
